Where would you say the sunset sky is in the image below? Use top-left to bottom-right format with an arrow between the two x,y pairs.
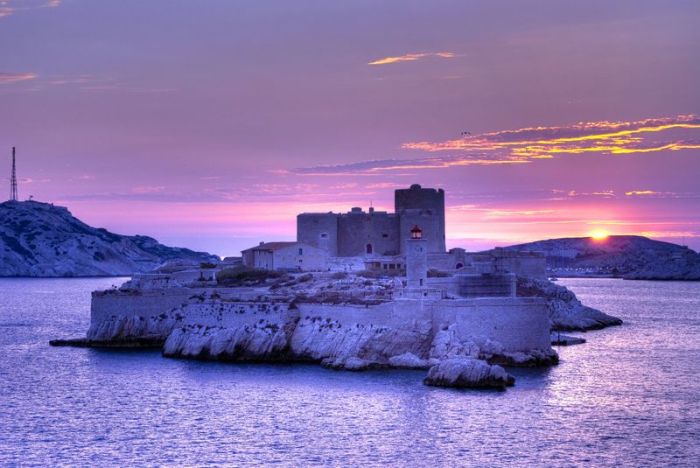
1,0 -> 699,256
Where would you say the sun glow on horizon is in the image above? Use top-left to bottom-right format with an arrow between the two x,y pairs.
589,229 -> 610,240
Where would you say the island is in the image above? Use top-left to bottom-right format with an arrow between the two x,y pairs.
53,185 -> 622,389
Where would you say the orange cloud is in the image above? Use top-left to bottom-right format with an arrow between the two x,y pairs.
368,51 -> 456,66
625,190 -> 658,196
403,115 -> 700,156
293,115 -> 700,175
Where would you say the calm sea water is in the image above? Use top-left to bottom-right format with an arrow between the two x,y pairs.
0,278 -> 698,466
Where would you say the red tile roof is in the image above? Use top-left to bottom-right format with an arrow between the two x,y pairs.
242,241 -> 299,252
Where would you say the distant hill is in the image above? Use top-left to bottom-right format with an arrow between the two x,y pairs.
0,200 -> 217,277
501,235 -> 700,280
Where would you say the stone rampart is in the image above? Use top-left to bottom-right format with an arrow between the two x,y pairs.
89,286 -> 554,367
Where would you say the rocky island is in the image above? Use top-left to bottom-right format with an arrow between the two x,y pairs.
502,235 -> 700,281
54,185 -> 622,389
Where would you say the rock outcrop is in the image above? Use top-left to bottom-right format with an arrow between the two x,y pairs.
0,200 -> 216,277
517,277 -> 622,331
423,357 -> 515,389
551,332 -> 586,346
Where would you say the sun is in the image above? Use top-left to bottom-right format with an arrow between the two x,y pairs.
589,229 -> 610,241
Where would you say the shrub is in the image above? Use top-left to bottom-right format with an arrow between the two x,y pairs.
200,262 -> 218,269
216,266 -> 282,286
357,270 -> 382,279
330,271 -> 348,280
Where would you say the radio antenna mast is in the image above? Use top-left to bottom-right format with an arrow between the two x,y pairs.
10,147 -> 18,202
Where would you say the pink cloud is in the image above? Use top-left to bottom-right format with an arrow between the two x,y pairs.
0,72 -> 37,84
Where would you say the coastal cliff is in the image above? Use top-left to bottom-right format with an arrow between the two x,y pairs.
0,200 -> 216,277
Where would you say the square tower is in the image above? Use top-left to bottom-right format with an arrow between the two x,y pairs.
395,184 -> 446,254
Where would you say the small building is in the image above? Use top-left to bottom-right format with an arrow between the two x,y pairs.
241,242 -> 328,271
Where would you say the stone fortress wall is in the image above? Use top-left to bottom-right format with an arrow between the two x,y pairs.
297,213 -> 340,256
88,286 -> 551,362
337,209 -> 400,257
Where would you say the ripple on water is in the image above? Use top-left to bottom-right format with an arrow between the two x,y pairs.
0,278 -> 699,466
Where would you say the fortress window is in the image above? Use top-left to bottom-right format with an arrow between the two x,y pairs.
456,263 -> 464,270
366,244 -> 373,254
382,233 -> 388,238
320,233 -> 328,238
298,248 -> 303,255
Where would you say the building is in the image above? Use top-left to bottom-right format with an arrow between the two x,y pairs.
241,242 -> 328,271
242,183 -> 545,277
297,184 -> 446,257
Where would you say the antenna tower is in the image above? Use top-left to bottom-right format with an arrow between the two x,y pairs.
10,147 -> 18,201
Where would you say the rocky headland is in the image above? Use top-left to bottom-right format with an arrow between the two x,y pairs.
0,200 -> 217,277
502,235 -> 700,281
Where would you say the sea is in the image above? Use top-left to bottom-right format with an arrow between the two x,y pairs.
0,277 -> 698,467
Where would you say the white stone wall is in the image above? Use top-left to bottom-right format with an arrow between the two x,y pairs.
272,244 -> 328,271
428,297 -> 550,352
87,287 -> 196,340
89,287 -> 553,365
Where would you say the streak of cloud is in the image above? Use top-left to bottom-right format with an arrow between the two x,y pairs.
293,115 -> 700,175
368,51 -> 456,66
626,190 -> 659,196
0,72 -> 37,84
0,0 -> 61,19
403,115 -> 700,156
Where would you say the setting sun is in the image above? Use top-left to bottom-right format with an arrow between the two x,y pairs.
589,229 -> 610,240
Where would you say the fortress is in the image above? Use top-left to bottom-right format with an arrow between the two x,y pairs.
243,184 -> 546,279
297,184 -> 446,257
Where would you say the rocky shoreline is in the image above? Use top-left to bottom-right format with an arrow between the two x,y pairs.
517,277 -> 623,331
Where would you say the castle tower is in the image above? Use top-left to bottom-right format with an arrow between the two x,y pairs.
395,184 -> 446,254
406,225 -> 428,290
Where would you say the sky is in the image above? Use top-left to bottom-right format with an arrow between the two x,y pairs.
1,0 -> 699,257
